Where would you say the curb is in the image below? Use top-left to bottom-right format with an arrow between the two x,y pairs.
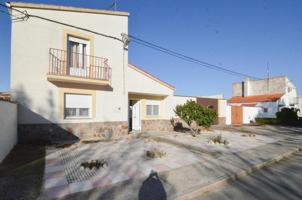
175,147 -> 301,200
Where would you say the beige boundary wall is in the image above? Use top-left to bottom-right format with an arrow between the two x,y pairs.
0,101 -> 17,162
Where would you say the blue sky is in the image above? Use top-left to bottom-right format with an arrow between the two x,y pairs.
0,0 -> 302,97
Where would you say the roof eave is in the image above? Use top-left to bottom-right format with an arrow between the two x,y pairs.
7,2 -> 130,17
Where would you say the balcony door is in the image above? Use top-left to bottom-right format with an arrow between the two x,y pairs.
67,36 -> 90,78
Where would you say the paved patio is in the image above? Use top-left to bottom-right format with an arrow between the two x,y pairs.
39,126 -> 302,199
41,138 -> 209,199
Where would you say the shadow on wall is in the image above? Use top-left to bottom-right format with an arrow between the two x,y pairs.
13,85 -> 79,144
139,170 -> 167,200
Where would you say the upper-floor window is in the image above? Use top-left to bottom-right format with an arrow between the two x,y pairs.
146,100 -> 160,116
288,87 -> 292,93
263,107 -> 268,113
67,36 -> 90,69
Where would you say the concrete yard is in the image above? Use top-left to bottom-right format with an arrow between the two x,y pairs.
41,138 -> 209,199
37,125 -> 302,200
152,129 -> 277,154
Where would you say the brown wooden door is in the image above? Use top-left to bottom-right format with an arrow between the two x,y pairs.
231,106 -> 243,125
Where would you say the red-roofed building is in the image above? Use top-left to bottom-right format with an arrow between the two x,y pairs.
228,76 -> 298,124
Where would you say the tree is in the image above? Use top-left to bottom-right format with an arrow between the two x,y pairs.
174,100 -> 217,135
276,107 -> 299,126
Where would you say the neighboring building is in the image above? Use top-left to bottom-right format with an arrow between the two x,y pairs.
196,97 -> 228,125
0,92 -> 11,101
170,95 -> 228,125
298,97 -> 302,117
228,76 -> 298,124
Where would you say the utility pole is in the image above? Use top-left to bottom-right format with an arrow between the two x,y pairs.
113,0 -> 117,11
266,62 -> 270,93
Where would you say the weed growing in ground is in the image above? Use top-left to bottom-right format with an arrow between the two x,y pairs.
208,134 -> 229,145
146,149 -> 167,158
80,159 -> 107,170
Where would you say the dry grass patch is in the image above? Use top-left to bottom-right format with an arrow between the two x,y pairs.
146,149 -> 167,158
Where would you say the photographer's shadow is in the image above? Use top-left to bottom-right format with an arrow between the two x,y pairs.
138,170 -> 167,200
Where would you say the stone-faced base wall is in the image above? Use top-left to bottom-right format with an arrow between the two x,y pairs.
18,121 -> 128,144
141,119 -> 173,132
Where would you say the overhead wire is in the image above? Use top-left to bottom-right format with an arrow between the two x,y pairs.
0,3 -> 260,79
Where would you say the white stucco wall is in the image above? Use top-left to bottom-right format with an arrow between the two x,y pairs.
243,106 -> 262,124
166,95 -> 197,118
225,105 -> 232,125
218,99 -> 227,118
10,6 -> 128,124
127,65 -> 175,120
0,101 -> 17,163
127,65 -> 174,96
282,80 -> 298,107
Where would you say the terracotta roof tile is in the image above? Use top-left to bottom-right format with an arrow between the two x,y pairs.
228,93 -> 284,103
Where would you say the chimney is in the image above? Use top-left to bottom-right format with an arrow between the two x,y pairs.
241,78 -> 250,97
241,81 -> 245,97
244,77 -> 250,96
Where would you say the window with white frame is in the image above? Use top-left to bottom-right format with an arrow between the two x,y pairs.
146,100 -> 160,116
64,94 -> 92,119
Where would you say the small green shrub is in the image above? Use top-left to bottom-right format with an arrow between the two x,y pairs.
255,118 -> 278,125
81,159 -> 107,170
276,108 -> 299,126
174,100 -> 217,132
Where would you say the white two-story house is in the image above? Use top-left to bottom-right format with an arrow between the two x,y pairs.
8,2 -> 179,143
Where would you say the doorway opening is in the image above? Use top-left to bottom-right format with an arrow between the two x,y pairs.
129,100 -> 141,132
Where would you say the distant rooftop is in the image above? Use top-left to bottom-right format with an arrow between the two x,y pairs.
228,93 -> 284,103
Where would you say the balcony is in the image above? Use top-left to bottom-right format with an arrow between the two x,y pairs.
47,48 -> 111,86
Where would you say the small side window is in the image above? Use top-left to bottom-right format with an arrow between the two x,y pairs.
263,108 -> 268,113
207,105 -> 214,109
145,100 -> 160,116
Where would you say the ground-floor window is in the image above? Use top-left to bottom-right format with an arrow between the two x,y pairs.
64,94 -> 92,119
146,100 -> 160,116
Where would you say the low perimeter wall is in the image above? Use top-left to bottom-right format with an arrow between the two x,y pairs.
0,101 -> 17,162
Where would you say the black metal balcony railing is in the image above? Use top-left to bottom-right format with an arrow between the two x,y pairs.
49,48 -> 111,81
